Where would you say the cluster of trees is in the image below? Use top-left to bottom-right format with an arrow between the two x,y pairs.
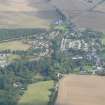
0,56 -> 60,105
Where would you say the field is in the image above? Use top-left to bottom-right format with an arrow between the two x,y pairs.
51,0 -> 105,32
93,1 -> 105,13
0,0 -> 59,28
1,0 -> 105,31
0,41 -> 31,51
18,80 -> 54,105
56,75 -> 105,105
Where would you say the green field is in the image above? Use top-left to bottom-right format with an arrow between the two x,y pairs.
0,41 -> 31,51
18,81 -> 54,105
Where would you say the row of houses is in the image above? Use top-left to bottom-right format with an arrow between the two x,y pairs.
0,53 -> 10,68
61,38 -> 88,51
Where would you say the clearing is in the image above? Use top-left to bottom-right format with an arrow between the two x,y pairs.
18,80 -> 54,105
56,74 -> 105,105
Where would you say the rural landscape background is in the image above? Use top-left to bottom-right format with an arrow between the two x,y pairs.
0,0 -> 105,105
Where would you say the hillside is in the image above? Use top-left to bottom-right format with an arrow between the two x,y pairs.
0,0 -> 59,28
51,0 -> 105,32
1,0 -> 105,31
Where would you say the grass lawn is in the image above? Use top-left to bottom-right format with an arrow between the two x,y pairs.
54,24 -> 69,32
18,80 -> 54,105
7,54 -> 21,62
0,41 -> 31,51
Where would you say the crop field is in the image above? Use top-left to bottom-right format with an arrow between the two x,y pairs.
51,0 -> 105,32
93,1 -> 105,13
1,0 -> 105,31
0,0 -> 59,28
0,41 -> 31,51
0,12 -> 50,29
56,75 -> 105,105
18,80 -> 54,105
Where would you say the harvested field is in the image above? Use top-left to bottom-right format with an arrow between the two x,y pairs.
0,0 -> 60,28
1,0 -> 105,31
51,0 -> 105,32
93,1 -> 105,13
72,11 -> 105,32
56,75 -> 105,105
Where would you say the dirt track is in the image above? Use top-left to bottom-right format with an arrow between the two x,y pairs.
56,75 -> 105,105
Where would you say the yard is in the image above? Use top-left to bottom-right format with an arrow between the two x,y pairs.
0,41 -> 31,51
18,80 -> 54,105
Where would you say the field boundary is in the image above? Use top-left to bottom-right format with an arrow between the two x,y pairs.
48,81 -> 58,105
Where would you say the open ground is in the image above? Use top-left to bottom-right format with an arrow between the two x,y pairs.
18,80 -> 54,105
0,0 -> 60,28
1,0 -> 105,31
51,0 -> 105,32
0,40 -> 31,51
56,74 -> 105,105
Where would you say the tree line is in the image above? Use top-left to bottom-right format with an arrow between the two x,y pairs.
0,28 -> 46,42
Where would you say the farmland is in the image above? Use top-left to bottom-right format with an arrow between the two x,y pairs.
51,0 -> 105,32
18,81 -> 54,105
93,1 -> 105,13
1,0 -> 105,31
0,41 -> 31,51
1,1 -> 105,105
56,75 -> 105,105
0,0 -> 60,28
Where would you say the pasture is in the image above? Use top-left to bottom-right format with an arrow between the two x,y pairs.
56,75 -> 105,105
0,41 -> 31,51
18,80 -> 54,105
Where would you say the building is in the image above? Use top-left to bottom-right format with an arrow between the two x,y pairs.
0,60 -> 9,68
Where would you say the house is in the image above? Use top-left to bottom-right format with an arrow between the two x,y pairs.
61,38 -> 89,51
94,66 -> 105,76
0,53 -> 10,59
13,82 -> 22,88
72,56 -> 83,60
0,53 -> 7,59
0,60 -> 9,68
0,53 -> 10,68
54,19 -> 63,25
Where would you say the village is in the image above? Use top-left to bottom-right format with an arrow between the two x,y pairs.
0,0 -> 105,105
0,33 -> 52,68
0,24 -> 105,76
59,28 -> 105,75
